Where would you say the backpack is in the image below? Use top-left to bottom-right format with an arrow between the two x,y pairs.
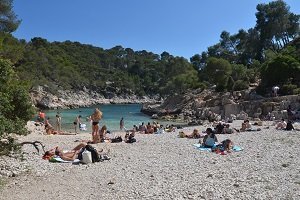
78,144 -> 100,163
126,136 -> 136,143
286,122 -> 294,131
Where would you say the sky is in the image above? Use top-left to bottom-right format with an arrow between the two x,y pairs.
12,0 -> 300,59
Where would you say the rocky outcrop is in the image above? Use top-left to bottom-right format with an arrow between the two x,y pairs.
30,87 -> 161,109
141,89 -> 300,124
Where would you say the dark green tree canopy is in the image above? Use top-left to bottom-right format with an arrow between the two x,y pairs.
0,0 -> 20,33
255,0 -> 300,52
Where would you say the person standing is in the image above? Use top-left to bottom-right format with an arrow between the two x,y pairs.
91,108 -> 102,139
272,86 -> 279,97
73,115 -> 82,134
55,114 -> 62,132
120,117 -> 124,131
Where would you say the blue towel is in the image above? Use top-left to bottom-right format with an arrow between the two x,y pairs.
232,145 -> 243,152
193,144 -> 243,152
193,143 -> 214,152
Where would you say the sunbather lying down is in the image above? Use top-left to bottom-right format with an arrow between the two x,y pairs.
42,142 -> 103,161
179,129 -> 205,139
45,127 -> 76,135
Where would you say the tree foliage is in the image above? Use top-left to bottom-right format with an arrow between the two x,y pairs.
9,37 -> 201,97
0,59 -> 35,142
0,0 -> 20,33
192,0 -> 299,94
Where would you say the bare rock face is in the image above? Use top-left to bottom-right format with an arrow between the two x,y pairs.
30,87 -> 160,109
141,89 -> 300,121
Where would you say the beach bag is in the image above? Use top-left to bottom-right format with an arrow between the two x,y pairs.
79,123 -> 87,131
85,144 -> 100,162
78,145 -> 100,163
81,150 -> 92,164
111,136 -> 122,143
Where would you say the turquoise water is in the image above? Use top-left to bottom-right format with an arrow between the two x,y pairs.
42,104 -> 154,132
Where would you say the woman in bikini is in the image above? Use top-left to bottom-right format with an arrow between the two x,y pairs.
91,108 -> 103,139
42,143 -> 87,161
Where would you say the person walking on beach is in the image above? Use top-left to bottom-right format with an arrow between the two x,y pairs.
55,114 -> 62,132
120,117 -> 124,131
91,108 -> 102,139
74,115 -> 82,134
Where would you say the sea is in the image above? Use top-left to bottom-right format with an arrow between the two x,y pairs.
41,104 -> 178,132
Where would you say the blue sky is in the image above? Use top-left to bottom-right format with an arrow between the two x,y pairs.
13,0 -> 300,59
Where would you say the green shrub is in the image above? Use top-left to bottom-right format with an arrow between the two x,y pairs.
281,84 -> 297,95
0,58 -> 34,155
292,88 -> 300,95
233,80 -> 249,91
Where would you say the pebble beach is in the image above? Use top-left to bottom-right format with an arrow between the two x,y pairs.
0,120 -> 300,200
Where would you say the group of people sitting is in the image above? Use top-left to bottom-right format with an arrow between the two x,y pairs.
44,117 -> 76,135
201,128 -> 234,153
179,119 -> 263,139
133,122 -> 176,134
275,119 -> 294,130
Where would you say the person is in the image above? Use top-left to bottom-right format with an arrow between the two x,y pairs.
44,117 -> 52,130
38,110 -> 46,123
120,117 -> 124,130
186,129 -> 202,139
139,122 -> 146,133
214,139 -> 234,153
240,120 -> 261,132
202,128 -> 218,148
98,125 -> 107,142
215,122 -> 224,134
42,143 -> 87,161
55,114 -> 62,132
272,86 -> 280,97
45,126 -> 76,135
73,115 -> 82,134
222,124 -> 236,134
275,119 -> 287,130
132,125 -> 138,132
146,122 -> 154,134
80,125 -> 107,144
125,131 -> 136,143
91,108 -> 102,138
237,92 -> 242,100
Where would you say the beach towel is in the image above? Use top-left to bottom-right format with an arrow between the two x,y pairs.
193,143 -> 213,151
49,156 -> 80,163
193,144 -> 243,152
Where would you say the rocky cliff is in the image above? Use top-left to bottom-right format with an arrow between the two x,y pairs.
141,89 -> 300,125
31,87 -> 161,109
